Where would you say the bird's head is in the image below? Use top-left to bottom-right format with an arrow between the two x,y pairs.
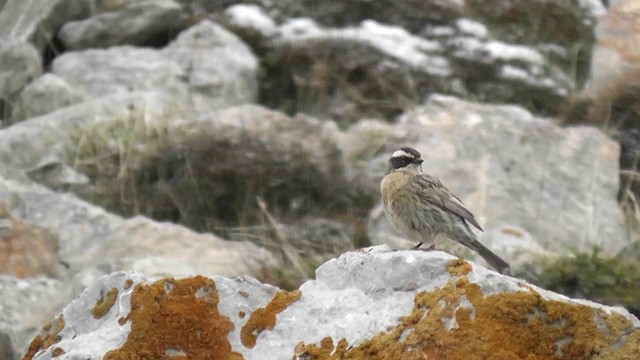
386,147 -> 423,175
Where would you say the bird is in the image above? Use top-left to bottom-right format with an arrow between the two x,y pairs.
380,146 -> 510,274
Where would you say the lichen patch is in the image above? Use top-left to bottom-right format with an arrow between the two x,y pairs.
103,276 -> 242,359
92,287 -> 118,319
294,276 -> 640,359
241,290 -> 302,348
23,315 -> 65,360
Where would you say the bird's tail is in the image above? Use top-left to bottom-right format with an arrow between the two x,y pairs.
462,236 -> 510,275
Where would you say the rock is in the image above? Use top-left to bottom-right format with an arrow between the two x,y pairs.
241,0 -> 603,123
90,216 -> 276,278
10,74 -> 83,122
0,40 -> 41,122
263,18 -> 452,126
58,0 -> 188,50
0,91 -> 175,173
363,95 -> 626,264
52,20 -> 257,114
219,4 -> 278,52
258,16 -> 578,125
0,172 -> 276,354
0,275 -> 67,360
0,204 -> 59,278
0,0 -> 91,55
51,46 -> 187,97
163,19 -> 259,111
23,247 -> 640,359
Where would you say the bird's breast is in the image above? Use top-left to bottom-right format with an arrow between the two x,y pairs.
380,171 -> 412,206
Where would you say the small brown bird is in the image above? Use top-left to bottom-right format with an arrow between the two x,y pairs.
380,146 -> 510,274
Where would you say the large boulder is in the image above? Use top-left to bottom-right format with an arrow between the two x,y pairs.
0,174 -> 275,355
51,20 -> 258,114
360,95 -> 626,266
58,0 -> 189,50
222,1 -> 604,124
0,0 -> 91,54
10,74 -> 83,122
22,247 -> 640,359
0,40 -> 41,123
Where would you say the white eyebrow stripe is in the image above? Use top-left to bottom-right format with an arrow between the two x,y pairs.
392,149 -> 414,158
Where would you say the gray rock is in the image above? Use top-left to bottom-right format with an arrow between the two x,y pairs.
24,247 -> 640,359
0,0 -> 91,54
0,173 -> 275,355
51,47 -> 187,97
58,0 -> 188,50
10,74 -> 83,122
266,0 -> 603,89
0,40 -> 41,122
0,275 -> 67,359
258,17 -> 576,125
0,91 -> 175,173
363,95 -> 626,264
265,18 -> 452,125
52,21 -> 257,113
163,19 -> 259,111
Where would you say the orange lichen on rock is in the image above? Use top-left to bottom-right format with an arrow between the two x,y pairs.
22,315 -> 65,360
241,290 -> 302,348
295,277 -> 640,359
447,258 -> 472,276
51,347 -> 65,357
92,287 -> 119,319
123,279 -> 133,289
104,276 -> 242,360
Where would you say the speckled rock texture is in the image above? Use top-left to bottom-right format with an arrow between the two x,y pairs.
23,246 -> 640,359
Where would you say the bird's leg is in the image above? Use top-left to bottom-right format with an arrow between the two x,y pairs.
425,234 -> 440,251
411,242 -> 423,250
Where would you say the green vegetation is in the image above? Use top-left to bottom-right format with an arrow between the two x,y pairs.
518,246 -> 640,317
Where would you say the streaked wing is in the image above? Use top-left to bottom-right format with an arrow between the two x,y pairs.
416,175 -> 484,231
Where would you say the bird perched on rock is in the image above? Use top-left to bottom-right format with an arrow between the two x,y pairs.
380,146 -> 510,274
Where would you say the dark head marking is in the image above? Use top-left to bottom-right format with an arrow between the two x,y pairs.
388,147 -> 423,171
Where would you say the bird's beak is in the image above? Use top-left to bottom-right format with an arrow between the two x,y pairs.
412,159 -> 424,165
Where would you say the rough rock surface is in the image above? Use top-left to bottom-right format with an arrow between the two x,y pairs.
10,74 -> 83,122
58,0 -> 188,50
0,0 -> 91,55
51,20 -> 257,115
0,174 -> 275,354
0,40 -> 41,122
222,1 -> 603,124
362,94 -> 625,265
23,247 -> 640,359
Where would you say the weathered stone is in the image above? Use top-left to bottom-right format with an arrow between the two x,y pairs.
163,19 -> 259,111
23,247 -> 640,359
10,74 -> 83,122
58,0 -> 188,49
0,0 -> 91,54
0,40 -> 41,122
52,21 -> 257,114
0,91 -> 175,173
0,204 -> 59,278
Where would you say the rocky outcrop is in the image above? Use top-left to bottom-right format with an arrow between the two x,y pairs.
222,1 -> 604,124
52,20 -> 258,115
0,40 -> 41,123
0,175 -> 275,354
58,0 -> 188,50
23,247 -> 640,359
